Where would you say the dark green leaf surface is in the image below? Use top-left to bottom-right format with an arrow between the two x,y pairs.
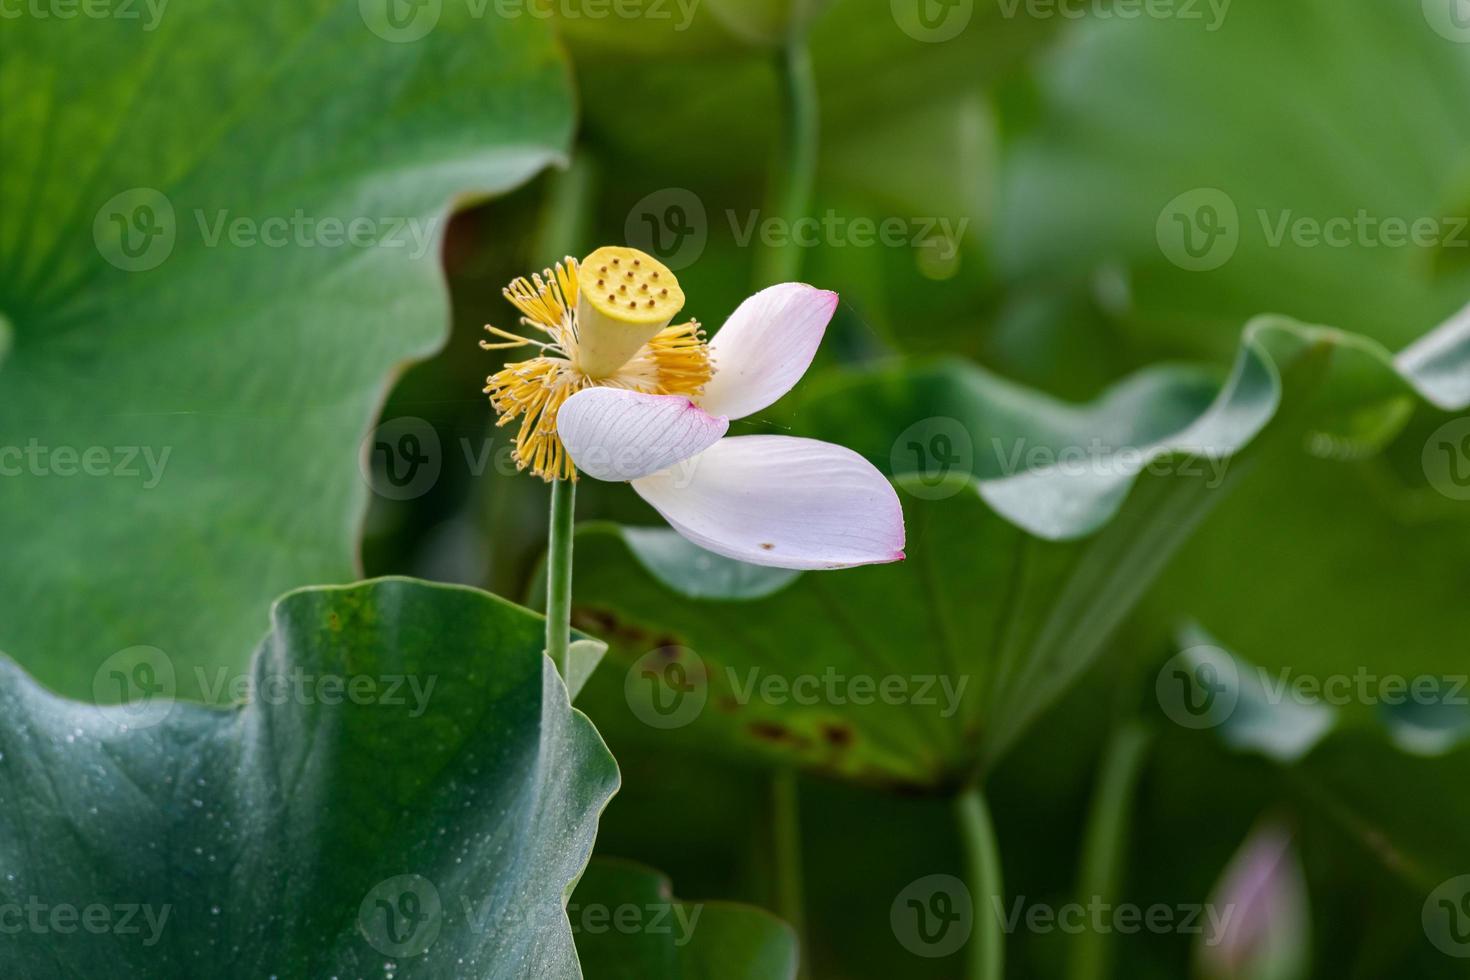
0,578 -> 618,979
572,859 -> 798,979
0,2 -> 574,700
570,315 -> 1470,788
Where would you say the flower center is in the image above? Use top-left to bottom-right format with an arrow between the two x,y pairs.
575,246 -> 686,378
480,247 -> 712,482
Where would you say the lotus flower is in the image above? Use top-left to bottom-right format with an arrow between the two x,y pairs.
1198,820 -> 1310,980
482,245 -> 904,570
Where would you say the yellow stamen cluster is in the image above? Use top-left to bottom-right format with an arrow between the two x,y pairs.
482,250 -> 713,482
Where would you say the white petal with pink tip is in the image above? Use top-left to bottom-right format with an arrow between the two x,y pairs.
697,283 -> 838,420
631,435 -> 905,570
558,388 -> 728,482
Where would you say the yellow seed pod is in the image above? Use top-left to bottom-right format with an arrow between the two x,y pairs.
574,246 -> 685,378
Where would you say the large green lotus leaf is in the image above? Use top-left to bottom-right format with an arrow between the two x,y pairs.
1153,630 -> 1470,902
0,578 -> 619,979
0,3 -> 573,700
572,859 -> 798,979
569,314 -> 1470,788
997,0 -> 1470,355
1144,308 -> 1470,756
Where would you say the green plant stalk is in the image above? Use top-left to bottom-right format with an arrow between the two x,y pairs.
545,477 -> 576,681
1068,721 -> 1153,980
957,786 -> 1004,980
756,39 -> 820,287
758,36 -> 820,967
771,769 -> 806,942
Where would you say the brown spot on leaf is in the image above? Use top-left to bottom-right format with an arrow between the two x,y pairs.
820,723 -> 854,748
749,721 -> 791,742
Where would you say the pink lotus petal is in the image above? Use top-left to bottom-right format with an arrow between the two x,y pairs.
698,283 -> 838,420
631,435 -> 905,570
558,388 -> 728,483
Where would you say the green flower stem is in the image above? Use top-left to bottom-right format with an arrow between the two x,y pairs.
1068,721 -> 1153,980
771,769 -> 806,953
756,38 -> 820,287
758,35 -> 820,971
957,785 -> 1004,980
545,477 -> 576,681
